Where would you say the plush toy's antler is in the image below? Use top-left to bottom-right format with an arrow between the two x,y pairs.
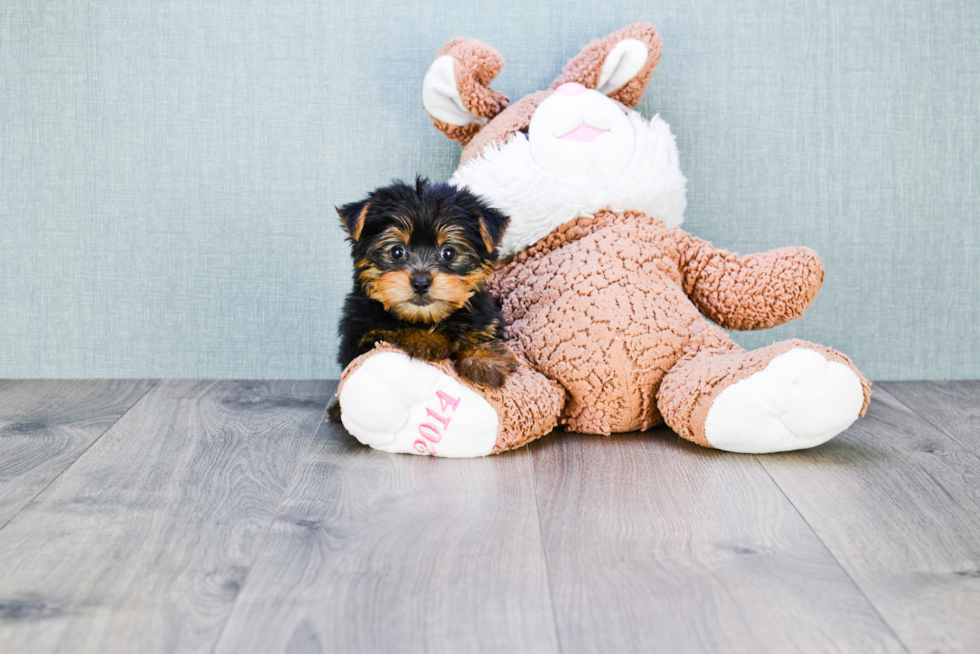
422,39 -> 509,146
551,23 -> 663,108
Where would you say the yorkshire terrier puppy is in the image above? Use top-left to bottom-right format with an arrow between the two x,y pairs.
329,178 -> 516,421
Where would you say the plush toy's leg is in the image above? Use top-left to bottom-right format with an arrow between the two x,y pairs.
335,343 -> 565,457
657,327 -> 871,453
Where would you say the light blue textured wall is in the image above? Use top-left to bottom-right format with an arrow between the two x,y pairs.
1,0 -> 978,380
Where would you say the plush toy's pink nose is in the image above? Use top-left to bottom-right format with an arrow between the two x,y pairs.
555,82 -> 588,97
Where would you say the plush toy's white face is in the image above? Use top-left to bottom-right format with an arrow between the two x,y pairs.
528,82 -> 635,178
422,29 -> 688,257
449,97 -> 686,257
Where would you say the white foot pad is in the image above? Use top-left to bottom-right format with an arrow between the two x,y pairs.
704,348 -> 864,453
338,352 -> 499,457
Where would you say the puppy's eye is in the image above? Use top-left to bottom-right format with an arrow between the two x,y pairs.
441,246 -> 456,262
390,245 -> 406,260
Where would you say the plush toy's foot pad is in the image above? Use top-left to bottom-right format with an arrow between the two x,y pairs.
338,351 -> 499,457
703,347 -> 865,453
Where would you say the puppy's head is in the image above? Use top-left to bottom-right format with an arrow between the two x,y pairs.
337,177 -> 509,324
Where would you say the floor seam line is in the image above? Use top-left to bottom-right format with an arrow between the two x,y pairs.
528,444 -> 565,654
207,383 -> 332,654
751,454 -> 913,654
0,379 -> 161,534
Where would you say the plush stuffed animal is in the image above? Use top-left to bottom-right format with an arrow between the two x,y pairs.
335,23 -> 871,457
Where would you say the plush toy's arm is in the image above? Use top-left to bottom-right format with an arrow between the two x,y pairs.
672,229 -> 825,331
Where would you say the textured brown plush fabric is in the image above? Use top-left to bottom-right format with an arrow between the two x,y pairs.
488,356 -> 567,453
483,210 -> 871,441
341,211 -> 870,451
657,338 -> 872,447
365,22 -> 872,454
675,233 -> 826,330
431,120 -> 483,148
459,90 -> 551,166
431,39 -> 510,146
336,342 -> 565,454
550,22 -> 663,108
441,23 -> 663,160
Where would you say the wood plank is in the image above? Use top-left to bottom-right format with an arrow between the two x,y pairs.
880,381 -> 980,454
0,380 -> 333,654
530,430 -> 907,654
213,420 -> 560,654
758,387 -> 980,654
0,380 -> 156,529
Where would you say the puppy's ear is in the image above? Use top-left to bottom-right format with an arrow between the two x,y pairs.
550,23 -> 663,108
422,39 -> 509,147
336,199 -> 371,242
476,205 -> 509,253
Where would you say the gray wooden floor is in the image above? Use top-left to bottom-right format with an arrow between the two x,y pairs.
0,380 -> 977,654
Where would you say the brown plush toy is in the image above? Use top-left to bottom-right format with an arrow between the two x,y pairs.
335,23 -> 871,457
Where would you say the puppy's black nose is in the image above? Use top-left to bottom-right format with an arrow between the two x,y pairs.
411,276 -> 432,294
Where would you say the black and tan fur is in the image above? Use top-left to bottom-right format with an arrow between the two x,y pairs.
330,178 -> 516,421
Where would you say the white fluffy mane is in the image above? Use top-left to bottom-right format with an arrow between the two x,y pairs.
450,112 -> 688,257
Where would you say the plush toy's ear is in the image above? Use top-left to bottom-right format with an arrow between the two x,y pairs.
422,39 -> 510,147
550,23 -> 663,108
336,199 -> 371,242
476,205 -> 509,253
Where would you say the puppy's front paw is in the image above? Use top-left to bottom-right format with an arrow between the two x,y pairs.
399,332 -> 453,361
456,342 -> 518,388
360,329 -> 452,361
